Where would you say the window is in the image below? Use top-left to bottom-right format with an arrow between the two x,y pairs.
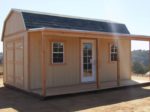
110,44 -> 118,61
52,42 -> 64,64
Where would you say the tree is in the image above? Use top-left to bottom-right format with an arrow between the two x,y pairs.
132,61 -> 146,74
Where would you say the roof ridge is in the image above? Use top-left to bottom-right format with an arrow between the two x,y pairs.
12,8 -> 123,25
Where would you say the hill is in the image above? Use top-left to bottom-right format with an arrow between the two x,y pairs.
132,50 -> 150,74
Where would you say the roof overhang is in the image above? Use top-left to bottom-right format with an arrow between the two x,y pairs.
28,27 -> 150,41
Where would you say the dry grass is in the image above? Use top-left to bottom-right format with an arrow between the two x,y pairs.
132,75 -> 150,82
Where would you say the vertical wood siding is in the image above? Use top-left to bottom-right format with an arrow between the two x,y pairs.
29,32 -> 42,89
4,11 -> 25,37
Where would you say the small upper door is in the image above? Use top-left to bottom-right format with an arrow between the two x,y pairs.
81,39 -> 96,83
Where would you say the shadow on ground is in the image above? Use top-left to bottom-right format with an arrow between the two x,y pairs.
0,84 -> 149,112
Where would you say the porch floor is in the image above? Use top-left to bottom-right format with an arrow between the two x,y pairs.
31,75 -> 150,96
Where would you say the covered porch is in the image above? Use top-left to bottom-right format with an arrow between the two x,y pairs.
29,29 -> 150,97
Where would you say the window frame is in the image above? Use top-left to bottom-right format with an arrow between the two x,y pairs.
110,43 -> 118,62
51,42 -> 64,64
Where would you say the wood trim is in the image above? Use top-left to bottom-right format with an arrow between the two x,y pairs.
13,42 -> 15,85
4,30 -> 26,38
30,82 -> 97,91
22,37 -> 25,89
43,30 -> 131,40
4,36 -> 24,43
131,37 -> 150,41
96,38 -> 99,88
5,42 -> 7,83
41,32 -> 46,96
149,41 -> 150,81
117,40 -> 120,86
29,28 -> 150,41
28,33 -> 31,90
79,38 -> 81,84
129,40 -> 132,79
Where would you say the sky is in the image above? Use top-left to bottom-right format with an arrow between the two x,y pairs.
1,0 -> 150,52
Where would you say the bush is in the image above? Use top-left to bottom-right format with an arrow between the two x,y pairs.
132,61 -> 149,74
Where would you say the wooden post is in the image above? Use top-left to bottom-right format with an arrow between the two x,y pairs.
41,31 -> 46,96
96,39 -> 100,88
28,33 -> 31,90
117,40 -> 120,86
149,41 -> 150,81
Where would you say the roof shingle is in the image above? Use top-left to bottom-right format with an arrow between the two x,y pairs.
22,12 -> 130,34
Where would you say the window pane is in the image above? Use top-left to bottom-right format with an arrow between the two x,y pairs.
53,57 -> 63,63
53,53 -> 58,58
114,54 -> 118,61
111,48 -> 114,52
88,50 -> 92,56
53,48 -> 59,52
53,43 -> 59,48
58,43 -> 63,48
115,48 -> 117,53
53,58 -> 58,63
84,57 -> 87,63
84,43 -> 92,50
111,54 -> 114,61
83,50 -> 88,56
110,44 -> 118,61
88,64 -> 92,70
88,57 -> 91,63
52,42 -> 64,63
87,44 -> 92,49
84,64 -> 87,70
58,58 -> 63,62
58,53 -> 63,58
59,48 -> 63,52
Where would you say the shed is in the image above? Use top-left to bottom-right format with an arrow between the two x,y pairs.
2,9 -> 149,97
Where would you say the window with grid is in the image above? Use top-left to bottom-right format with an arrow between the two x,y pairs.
52,42 -> 64,64
110,44 -> 118,61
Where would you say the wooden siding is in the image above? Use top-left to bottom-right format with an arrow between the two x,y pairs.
23,32 -> 29,90
29,32 -> 131,90
45,35 -> 80,87
98,38 -> 117,82
29,32 -> 42,89
3,32 -> 28,90
119,39 -> 131,80
4,11 -> 26,37
98,38 -> 130,86
4,36 -> 24,89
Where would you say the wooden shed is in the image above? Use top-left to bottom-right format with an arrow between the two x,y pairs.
2,9 -> 147,97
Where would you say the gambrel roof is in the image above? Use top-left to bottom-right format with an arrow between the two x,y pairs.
2,9 -> 130,41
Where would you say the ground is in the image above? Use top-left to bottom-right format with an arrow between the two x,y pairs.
0,77 -> 150,112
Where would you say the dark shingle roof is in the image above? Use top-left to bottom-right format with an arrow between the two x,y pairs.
22,11 -> 130,34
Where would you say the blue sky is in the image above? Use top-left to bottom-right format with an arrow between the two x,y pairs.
0,0 -> 150,52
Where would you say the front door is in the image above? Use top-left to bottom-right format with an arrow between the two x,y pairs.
81,39 -> 96,83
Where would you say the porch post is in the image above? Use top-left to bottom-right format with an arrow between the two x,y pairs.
96,39 -> 100,88
117,40 -> 120,86
149,41 -> 150,81
41,31 -> 46,96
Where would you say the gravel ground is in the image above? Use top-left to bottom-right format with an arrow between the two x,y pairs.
0,77 -> 150,112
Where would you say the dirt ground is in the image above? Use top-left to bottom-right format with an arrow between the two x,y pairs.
0,77 -> 150,112
132,75 -> 150,81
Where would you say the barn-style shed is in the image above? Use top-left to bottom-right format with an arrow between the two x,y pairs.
2,9 -> 149,97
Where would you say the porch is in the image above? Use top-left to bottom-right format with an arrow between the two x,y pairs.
31,75 -> 150,96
